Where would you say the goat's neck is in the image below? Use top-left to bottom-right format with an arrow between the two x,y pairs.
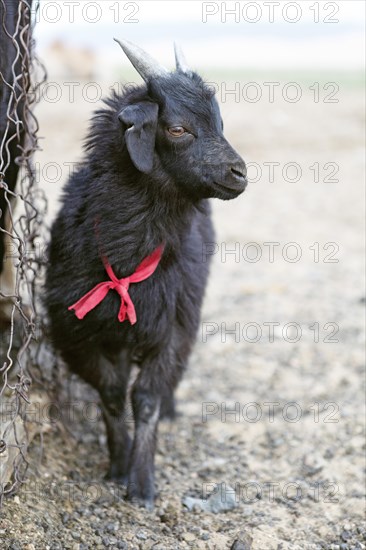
94,176 -> 205,270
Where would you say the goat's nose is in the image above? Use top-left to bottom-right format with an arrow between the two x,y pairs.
231,168 -> 246,180
231,166 -> 247,182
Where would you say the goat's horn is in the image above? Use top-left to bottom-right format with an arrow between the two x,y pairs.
174,43 -> 191,74
114,38 -> 169,81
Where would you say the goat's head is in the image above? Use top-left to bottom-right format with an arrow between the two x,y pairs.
115,38 -> 247,201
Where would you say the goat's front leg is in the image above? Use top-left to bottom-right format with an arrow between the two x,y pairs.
63,348 -> 132,483
127,380 -> 161,508
127,335 -> 189,508
127,345 -> 183,508
99,350 -> 133,483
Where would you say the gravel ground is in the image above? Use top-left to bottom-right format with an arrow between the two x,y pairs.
0,70 -> 365,549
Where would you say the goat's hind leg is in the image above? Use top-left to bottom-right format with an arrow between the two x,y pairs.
159,387 -> 177,420
159,332 -> 190,420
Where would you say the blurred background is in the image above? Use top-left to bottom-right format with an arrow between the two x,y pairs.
33,0 -> 364,69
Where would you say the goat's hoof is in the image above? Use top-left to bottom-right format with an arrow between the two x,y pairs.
126,491 -> 155,510
126,481 -> 155,510
104,469 -> 128,486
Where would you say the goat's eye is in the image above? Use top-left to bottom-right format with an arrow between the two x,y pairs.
168,126 -> 187,137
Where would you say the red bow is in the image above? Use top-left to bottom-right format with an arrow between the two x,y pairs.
68,245 -> 164,325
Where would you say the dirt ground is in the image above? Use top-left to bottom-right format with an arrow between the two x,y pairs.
0,67 -> 365,549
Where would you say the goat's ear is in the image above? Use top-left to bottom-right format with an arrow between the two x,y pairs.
118,102 -> 159,174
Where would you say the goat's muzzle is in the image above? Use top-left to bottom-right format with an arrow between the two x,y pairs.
211,157 -> 247,199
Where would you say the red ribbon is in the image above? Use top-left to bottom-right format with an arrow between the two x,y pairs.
68,245 -> 164,325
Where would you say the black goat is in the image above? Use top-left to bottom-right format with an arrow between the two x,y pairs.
45,39 -> 247,507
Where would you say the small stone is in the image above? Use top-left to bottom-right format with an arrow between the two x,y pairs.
72,532 -> 81,540
341,532 -> 352,542
183,483 -> 238,514
182,533 -> 196,542
182,496 -> 203,511
231,542 -> 248,550
230,535 -> 252,550
136,532 -> 147,540
62,513 -> 70,525
324,448 -> 335,459
206,483 -> 238,513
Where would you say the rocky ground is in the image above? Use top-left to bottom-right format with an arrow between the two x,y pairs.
0,69 -> 365,549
